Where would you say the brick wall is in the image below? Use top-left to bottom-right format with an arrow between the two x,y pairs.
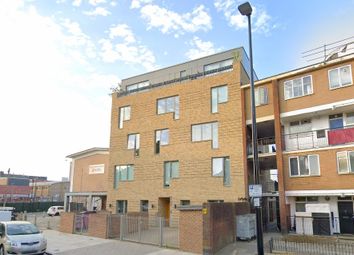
87,212 -> 109,238
59,212 -> 75,234
179,208 -> 203,254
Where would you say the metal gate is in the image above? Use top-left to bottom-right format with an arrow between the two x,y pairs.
74,214 -> 89,234
108,215 -> 179,248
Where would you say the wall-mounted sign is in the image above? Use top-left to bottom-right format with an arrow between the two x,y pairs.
249,184 -> 262,197
89,164 -> 105,174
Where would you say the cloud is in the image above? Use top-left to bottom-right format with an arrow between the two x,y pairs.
72,0 -> 82,6
99,24 -> 156,71
0,0 -> 118,180
214,0 -> 274,35
140,4 -> 212,35
89,0 -> 106,6
185,36 -> 221,60
130,0 -> 153,9
83,7 -> 111,16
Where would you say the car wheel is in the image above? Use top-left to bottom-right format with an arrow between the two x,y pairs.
0,245 -> 5,255
55,212 -> 59,216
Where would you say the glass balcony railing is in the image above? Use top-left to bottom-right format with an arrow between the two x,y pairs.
283,125 -> 354,151
247,137 -> 276,156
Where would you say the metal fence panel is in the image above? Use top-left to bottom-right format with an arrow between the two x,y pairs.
74,214 -> 89,234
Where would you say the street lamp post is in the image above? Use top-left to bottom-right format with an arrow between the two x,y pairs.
238,2 -> 264,255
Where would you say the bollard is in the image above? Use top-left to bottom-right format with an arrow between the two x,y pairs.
34,215 -> 37,226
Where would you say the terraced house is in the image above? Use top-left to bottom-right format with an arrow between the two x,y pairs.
108,46 -> 354,235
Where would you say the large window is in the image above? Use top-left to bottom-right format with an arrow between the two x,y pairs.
164,161 -> 179,187
212,157 -> 231,186
328,65 -> 352,89
211,85 -> 228,113
284,75 -> 313,100
119,106 -> 131,129
289,155 -> 320,177
114,165 -> 134,189
157,96 -> 179,119
204,59 -> 233,76
255,87 -> 268,106
192,122 -> 218,149
347,112 -> 354,126
155,129 -> 169,154
126,80 -> 150,92
295,197 -> 318,212
289,119 -> 312,138
337,151 -> 354,174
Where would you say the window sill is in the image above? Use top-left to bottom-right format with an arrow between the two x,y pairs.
329,83 -> 353,91
338,172 -> 354,175
284,92 -> 313,101
289,175 -> 321,178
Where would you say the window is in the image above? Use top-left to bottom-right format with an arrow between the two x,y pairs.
295,197 -> 318,212
284,75 -> 313,100
212,157 -> 231,186
192,122 -> 218,149
346,112 -> 354,126
126,80 -> 150,92
289,119 -> 312,138
328,65 -> 352,89
157,96 -> 179,119
211,85 -> 228,113
289,155 -> 320,177
207,200 -> 224,203
204,59 -> 233,76
127,134 -> 140,156
114,165 -> 134,189
119,106 -> 131,129
155,129 -> 169,154
337,151 -> 354,174
140,200 -> 149,212
255,87 -> 268,106
180,200 -> 190,206
116,200 -> 127,214
180,70 -> 187,79
164,161 -> 179,187
329,114 -> 343,130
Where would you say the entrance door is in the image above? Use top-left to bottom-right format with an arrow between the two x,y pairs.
159,197 -> 170,226
338,202 -> 354,234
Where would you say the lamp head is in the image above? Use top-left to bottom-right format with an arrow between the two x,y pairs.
238,2 -> 252,16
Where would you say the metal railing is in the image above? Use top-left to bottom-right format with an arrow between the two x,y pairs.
283,125 -> 354,151
247,136 -> 276,155
108,214 -> 179,248
269,237 -> 354,255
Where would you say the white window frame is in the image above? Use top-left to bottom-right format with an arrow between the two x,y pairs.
345,112 -> 354,126
289,154 -> 320,177
255,86 -> 269,106
126,80 -> 150,92
284,75 -> 313,100
191,122 -> 218,149
119,106 -> 131,129
127,133 -> 140,150
211,85 -> 228,113
336,151 -> 354,174
157,96 -> 179,119
328,65 -> 353,90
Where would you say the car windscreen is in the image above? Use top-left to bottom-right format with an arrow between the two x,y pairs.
7,224 -> 40,235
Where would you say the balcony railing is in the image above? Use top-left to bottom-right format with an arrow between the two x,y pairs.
247,137 -> 276,156
283,125 -> 354,152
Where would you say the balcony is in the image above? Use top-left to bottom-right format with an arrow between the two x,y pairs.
283,125 -> 354,151
247,137 -> 276,157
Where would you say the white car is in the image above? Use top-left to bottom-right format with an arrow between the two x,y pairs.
47,206 -> 64,216
0,221 -> 47,255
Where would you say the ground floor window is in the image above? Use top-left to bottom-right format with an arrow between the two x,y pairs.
140,200 -> 149,212
117,200 -> 127,214
180,200 -> 190,206
295,196 -> 318,212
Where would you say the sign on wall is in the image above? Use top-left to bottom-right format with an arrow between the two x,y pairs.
89,164 -> 105,174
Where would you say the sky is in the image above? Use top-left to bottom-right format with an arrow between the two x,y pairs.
1,0 -> 354,181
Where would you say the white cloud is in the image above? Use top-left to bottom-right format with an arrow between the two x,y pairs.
0,0 -> 118,180
214,0 -> 274,34
99,24 -> 156,71
185,36 -> 221,60
109,24 -> 136,43
140,4 -> 212,35
72,0 -> 82,6
130,0 -> 153,9
83,7 -> 111,16
89,0 -> 106,6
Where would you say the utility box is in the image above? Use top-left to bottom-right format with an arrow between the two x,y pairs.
236,213 -> 256,240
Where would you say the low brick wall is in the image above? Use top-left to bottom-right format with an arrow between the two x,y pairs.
59,212 -> 75,234
87,212 -> 109,239
179,207 -> 203,254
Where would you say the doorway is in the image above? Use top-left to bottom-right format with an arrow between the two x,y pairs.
159,197 -> 170,226
338,201 -> 354,234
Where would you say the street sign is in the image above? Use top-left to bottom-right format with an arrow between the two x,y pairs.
249,184 -> 262,197
254,197 -> 260,207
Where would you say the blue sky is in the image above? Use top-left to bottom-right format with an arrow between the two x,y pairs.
1,0 -> 354,180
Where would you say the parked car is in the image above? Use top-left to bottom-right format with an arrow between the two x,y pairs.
47,206 -> 64,216
0,221 -> 47,255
